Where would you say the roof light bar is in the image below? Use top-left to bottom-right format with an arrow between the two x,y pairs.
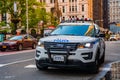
61,18 -> 93,23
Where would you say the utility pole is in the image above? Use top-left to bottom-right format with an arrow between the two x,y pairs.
26,0 -> 28,34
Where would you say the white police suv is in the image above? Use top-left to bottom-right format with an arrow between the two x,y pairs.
35,20 -> 105,73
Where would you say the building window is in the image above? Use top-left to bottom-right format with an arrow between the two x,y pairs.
69,6 -> 77,12
40,0 -> 42,2
50,0 -> 55,3
51,7 -> 55,13
69,6 -> 71,12
40,0 -> 46,3
75,6 -> 77,12
72,6 -> 74,12
62,6 -> 65,13
43,0 -> 45,3
82,5 -> 84,11
2,13 -> 6,22
70,0 -> 77,2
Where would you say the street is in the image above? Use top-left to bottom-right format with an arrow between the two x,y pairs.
0,41 -> 120,80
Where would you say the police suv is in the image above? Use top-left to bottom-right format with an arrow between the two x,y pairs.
35,20 -> 105,73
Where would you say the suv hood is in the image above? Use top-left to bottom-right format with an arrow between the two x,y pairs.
40,35 -> 97,43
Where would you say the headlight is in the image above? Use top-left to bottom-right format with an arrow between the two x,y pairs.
78,43 -> 93,48
37,41 -> 44,47
85,43 -> 92,48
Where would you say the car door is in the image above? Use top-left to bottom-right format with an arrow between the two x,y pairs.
27,35 -> 33,47
23,35 -> 33,48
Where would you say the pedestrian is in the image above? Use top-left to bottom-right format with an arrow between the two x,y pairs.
105,30 -> 110,41
61,17 -> 65,23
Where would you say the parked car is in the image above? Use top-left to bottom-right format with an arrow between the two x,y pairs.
0,34 -> 37,51
109,34 -> 120,41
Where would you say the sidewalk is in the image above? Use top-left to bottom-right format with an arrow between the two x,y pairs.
90,61 -> 120,80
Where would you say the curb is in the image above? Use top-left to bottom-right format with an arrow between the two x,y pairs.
91,61 -> 120,80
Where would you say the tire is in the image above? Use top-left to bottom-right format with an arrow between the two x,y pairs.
93,59 -> 99,74
92,49 -> 100,73
32,43 -> 36,49
36,62 -> 48,70
100,50 -> 105,64
17,44 -> 23,51
1,49 -> 6,52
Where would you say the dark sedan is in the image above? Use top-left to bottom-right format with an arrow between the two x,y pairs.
0,34 -> 37,51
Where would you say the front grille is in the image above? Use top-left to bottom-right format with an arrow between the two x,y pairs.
44,42 -> 78,51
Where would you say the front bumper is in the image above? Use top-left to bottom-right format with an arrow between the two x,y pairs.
0,44 -> 17,50
35,46 -> 96,63
36,58 -> 96,70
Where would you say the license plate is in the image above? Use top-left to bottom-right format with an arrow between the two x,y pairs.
53,55 -> 64,61
2,46 -> 6,48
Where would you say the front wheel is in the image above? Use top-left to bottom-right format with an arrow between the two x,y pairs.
100,50 -> 105,64
1,49 -> 6,52
36,62 -> 48,70
17,44 -> 23,51
93,59 -> 99,73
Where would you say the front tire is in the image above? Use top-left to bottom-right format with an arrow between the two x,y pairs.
92,49 -> 100,73
1,49 -> 6,52
17,44 -> 23,51
36,62 -> 48,70
100,50 -> 105,64
93,59 -> 99,73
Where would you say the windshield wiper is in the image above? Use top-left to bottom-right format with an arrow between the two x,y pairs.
51,34 -> 80,36
51,34 -> 59,36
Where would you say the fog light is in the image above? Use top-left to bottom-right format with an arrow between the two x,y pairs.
81,52 -> 93,60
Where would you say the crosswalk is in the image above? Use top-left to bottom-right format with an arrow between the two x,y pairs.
24,64 -> 36,69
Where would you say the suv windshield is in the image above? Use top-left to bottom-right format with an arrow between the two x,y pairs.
51,25 -> 95,36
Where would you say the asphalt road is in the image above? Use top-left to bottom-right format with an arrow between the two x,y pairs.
0,41 -> 120,80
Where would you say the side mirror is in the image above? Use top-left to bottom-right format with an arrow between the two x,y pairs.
98,33 -> 105,37
44,33 -> 50,37
99,33 -> 105,37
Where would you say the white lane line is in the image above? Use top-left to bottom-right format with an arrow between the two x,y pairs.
0,50 -> 35,57
0,64 -> 5,67
0,58 -> 34,67
24,64 -> 36,69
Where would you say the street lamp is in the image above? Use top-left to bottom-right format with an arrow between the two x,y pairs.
40,20 -> 44,37
11,1 -> 20,35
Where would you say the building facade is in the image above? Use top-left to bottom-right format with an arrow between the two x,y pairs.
0,13 -> 11,27
39,0 -> 105,28
109,0 -> 120,23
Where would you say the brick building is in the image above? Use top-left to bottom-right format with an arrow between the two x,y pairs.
38,0 -> 105,28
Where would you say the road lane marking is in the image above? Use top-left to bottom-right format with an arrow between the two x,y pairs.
24,64 -> 36,68
0,58 -> 34,67
0,64 -> 5,67
0,49 -> 35,57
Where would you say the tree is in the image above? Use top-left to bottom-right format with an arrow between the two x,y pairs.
0,0 -> 48,33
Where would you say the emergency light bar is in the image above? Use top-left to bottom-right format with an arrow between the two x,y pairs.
61,18 -> 94,23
